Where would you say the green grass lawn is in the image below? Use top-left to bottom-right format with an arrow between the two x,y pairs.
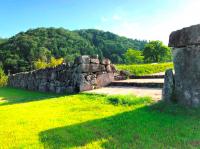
1,87 -> 200,148
116,62 -> 173,76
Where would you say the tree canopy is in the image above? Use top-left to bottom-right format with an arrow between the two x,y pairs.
143,41 -> 172,63
0,28 -> 147,73
124,49 -> 144,64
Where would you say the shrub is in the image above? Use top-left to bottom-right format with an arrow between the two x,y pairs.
107,95 -> 152,106
0,68 -> 8,87
48,57 -> 64,68
34,57 -> 64,70
34,59 -> 48,69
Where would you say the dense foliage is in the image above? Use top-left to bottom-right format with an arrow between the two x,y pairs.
0,68 -> 8,87
0,38 -> 7,45
76,29 -> 147,63
123,41 -> 172,65
143,41 -> 172,63
116,62 -> 173,76
0,28 -> 147,73
124,49 -> 144,64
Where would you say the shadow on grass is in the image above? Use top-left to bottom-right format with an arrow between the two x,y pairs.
39,101 -> 200,149
0,87 -> 73,106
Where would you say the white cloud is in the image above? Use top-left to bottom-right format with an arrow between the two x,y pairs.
101,16 -> 108,22
98,0 -> 200,45
112,15 -> 121,21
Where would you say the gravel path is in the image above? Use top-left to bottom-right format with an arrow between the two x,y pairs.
114,78 -> 164,83
85,86 -> 162,101
85,73 -> 165,101
147,72 -> 165,76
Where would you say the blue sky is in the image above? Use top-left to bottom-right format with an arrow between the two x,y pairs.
1,0 -> 200,44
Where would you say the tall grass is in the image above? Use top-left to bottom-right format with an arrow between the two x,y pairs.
116,62 -> 173,76
107,94 -> 152,106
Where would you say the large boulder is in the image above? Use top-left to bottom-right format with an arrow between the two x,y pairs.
96,73 -> 114,88
77,64 -> 90,73
162,69 -> 175,102
77,64 -> 106,73
101,58 -> 111,65
90,58 -> 100,64
89,64 -> 101,72
120,70 -> 130,77
169,24 -> 200,107
78,74 -> 93,92
75,55 -> 90,64
106,65 -> 112,73
173,45 -> 200,107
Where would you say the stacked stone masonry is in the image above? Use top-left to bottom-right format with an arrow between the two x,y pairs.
163,24 -> 200,107
8,55 -> 116,94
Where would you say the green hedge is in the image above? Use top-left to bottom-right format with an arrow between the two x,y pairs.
116,62 -> 173,76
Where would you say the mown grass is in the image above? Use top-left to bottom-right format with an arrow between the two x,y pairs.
116,62 -> 173,76
1,87 -> 200,148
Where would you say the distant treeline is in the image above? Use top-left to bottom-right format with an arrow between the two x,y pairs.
0,28 -> 148,73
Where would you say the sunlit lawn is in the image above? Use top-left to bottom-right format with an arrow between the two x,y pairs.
116,62 -> 173,76
0,87 -> 200,148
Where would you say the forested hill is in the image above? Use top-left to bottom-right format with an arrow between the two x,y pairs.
0,27 -> 147,73
0,38 -> 7,44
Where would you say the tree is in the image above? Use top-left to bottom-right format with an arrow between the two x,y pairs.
143,41 -> 172,63
111,54 -> 123,64
124,49 -> 144,64
36,47 -> 51,62
0,27 -> 148,73
0,67 -> 8,87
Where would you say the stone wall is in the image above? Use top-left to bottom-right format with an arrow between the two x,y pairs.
163,24 -> 200,107
8,55 -> 116,94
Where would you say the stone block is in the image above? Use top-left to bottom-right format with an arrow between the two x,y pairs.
106,65 -> 112,72
39,84 -> 47,92
89,64 -> 101,72
162,69 -> 175,102
96,73 -> 114,88
56,86 -> 65,94
101,58 -> 111,65
77,64 -> 102,73
79,82 -> 94,92
120,70 -> 130,77
49,83 -> 55,92
86,74 -> 96,81
90,58 -> 100,64
77,64 -> 90,73
173,46 -> 200,107
74,55 -> 90,64
66,86 -> 75,94
100,65 -> 106,71
169,24 -> 200,47
110,64 -> 117,73
8,56 -> 114,94
50,72 -> 57,80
